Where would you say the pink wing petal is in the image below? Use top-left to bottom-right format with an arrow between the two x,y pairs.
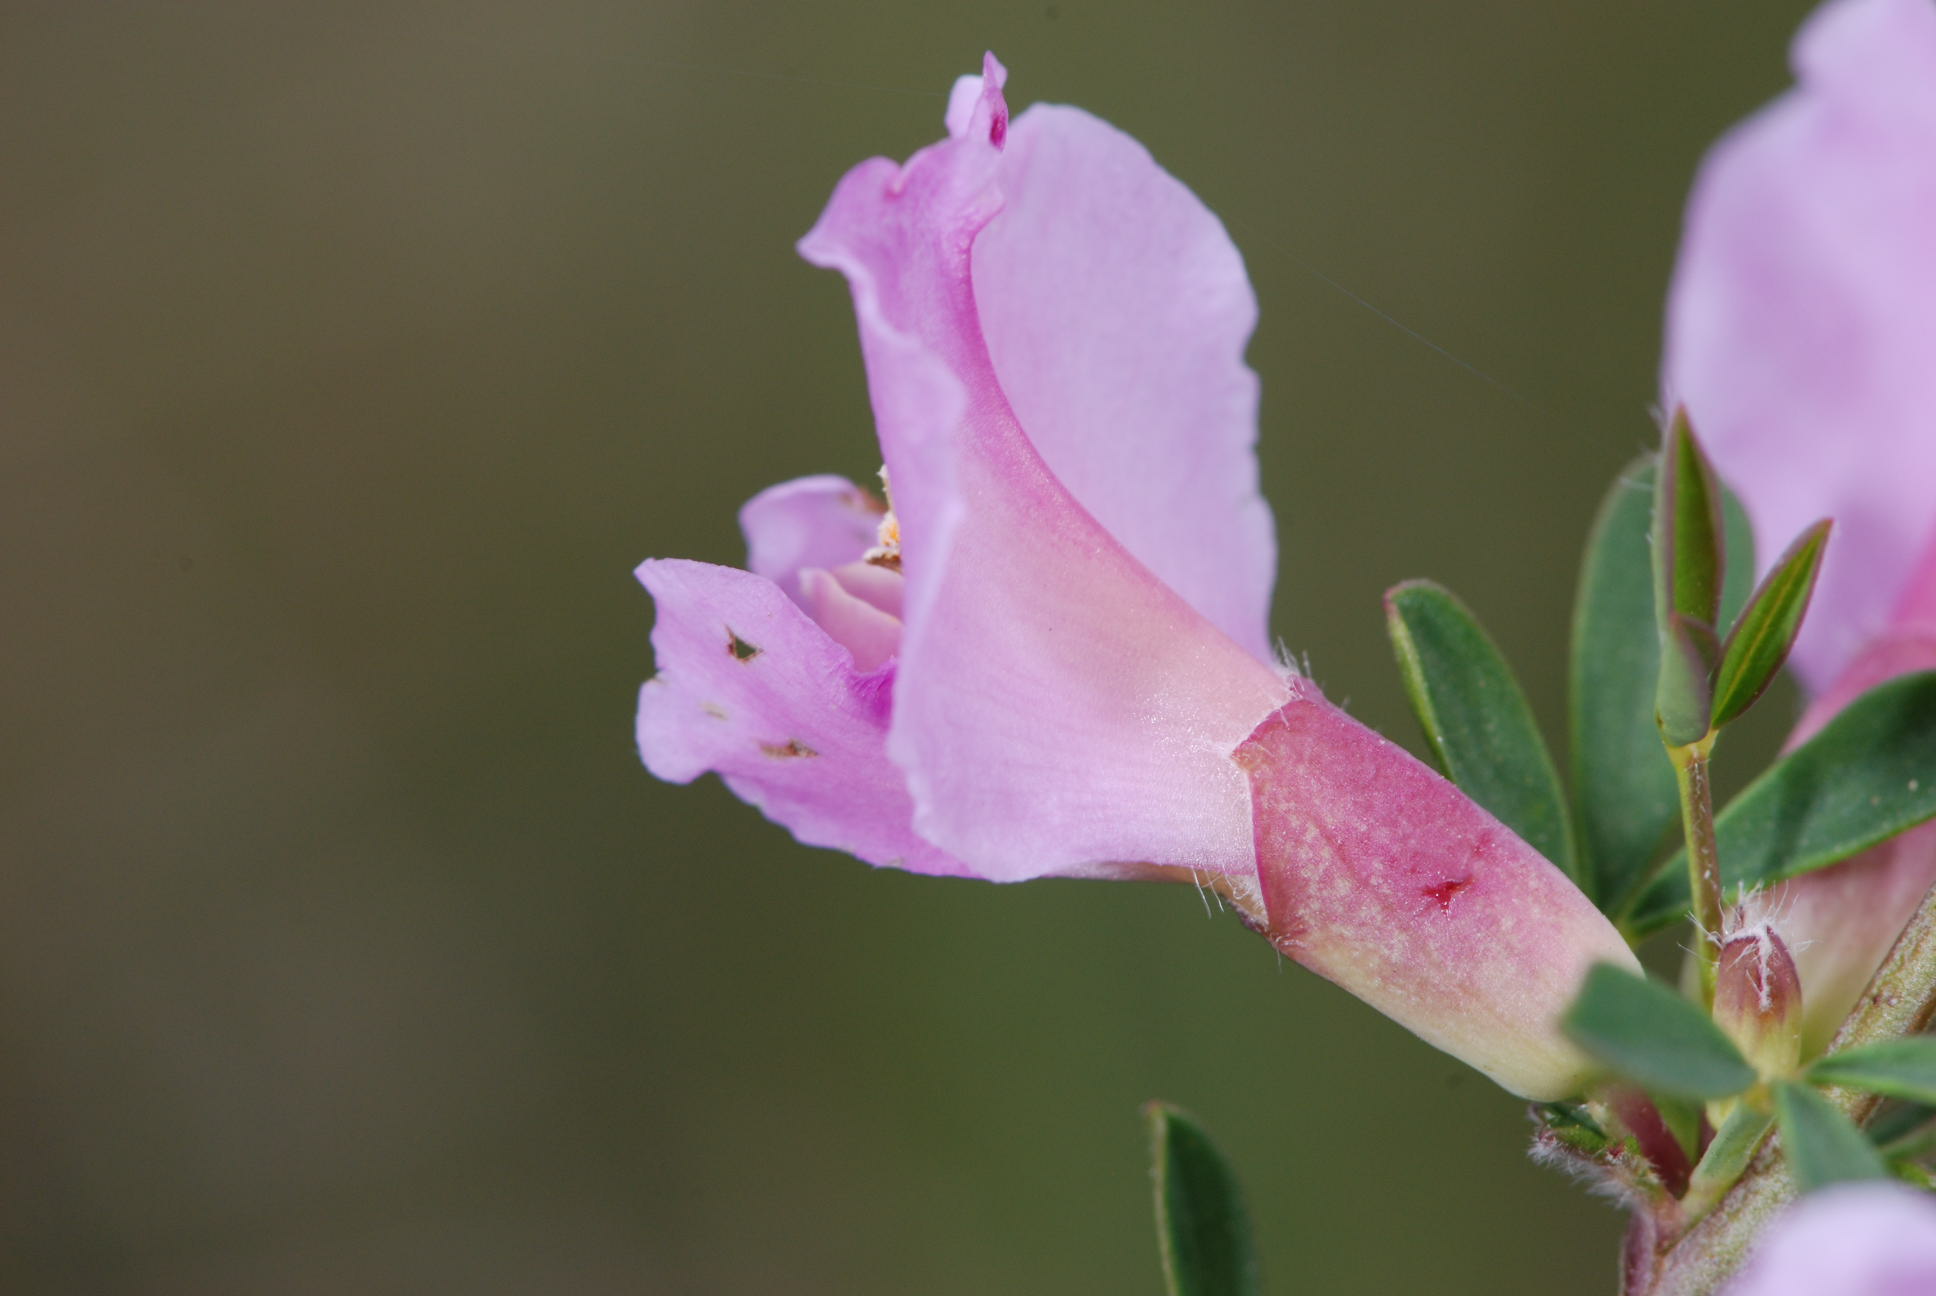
1662,0 -> 1936,692
974,101 -> 1274,661
635,558 -> 968,877
798,57 -> 1291,882
739,474 -> 883,604
1724,1182 -> 1936,1296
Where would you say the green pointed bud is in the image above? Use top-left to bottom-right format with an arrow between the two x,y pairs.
1713,923 -> 1803,1083
1710,519 -> 1833,729
1654,407 -> 1726,632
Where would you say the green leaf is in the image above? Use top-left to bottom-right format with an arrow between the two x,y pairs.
1146,1103 -> 1259,1296
1683,1104 -> 1775,1221
1385,580 -> 1579,883
1626,672 -> 1936,933
1775,1081 -> 1890,1192
1808,1037 -> 1936,1105
1655,612 -> 1719,747
1561,963 -> 1756,1099
1569,459 -> 1756,911
1711,520 -> 1832,729
1654,409 -> 1726,631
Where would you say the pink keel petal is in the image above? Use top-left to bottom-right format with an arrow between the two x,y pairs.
635,558 -> 967,877
1724,1183 -> 1936,1296
1661,0 -> 1936,690
799,59 -> 1290,882
974,102 -> 1274,661
800,566 -> 902,673
739,475 -> 883,605
1238,696 -> 1640,1100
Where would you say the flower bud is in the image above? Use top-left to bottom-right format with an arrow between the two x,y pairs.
1713,922 -> 1803,1082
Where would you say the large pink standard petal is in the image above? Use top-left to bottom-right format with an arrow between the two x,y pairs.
1661,0 -> 1936,692
797,57 -> 1291,883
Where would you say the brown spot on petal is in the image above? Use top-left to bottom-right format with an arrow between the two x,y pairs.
1421,875 -> 1473,914
701,702 -> 728,720
726,629 -> 761,661
760,739 -> 818,759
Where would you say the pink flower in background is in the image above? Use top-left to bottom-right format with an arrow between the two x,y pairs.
639,56 -> 1635,1098
1662,0 -> 1936,1049
1723,1183 -> 1936,1295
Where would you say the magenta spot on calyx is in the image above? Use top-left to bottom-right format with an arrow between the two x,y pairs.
1422,875 -> 1473,914
989,109 -> 1007,148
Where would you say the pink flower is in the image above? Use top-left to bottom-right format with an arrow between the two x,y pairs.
639,56 -> 1634,1098
1723,1183 -> 1936,1295
1662,0 -> 1936,1051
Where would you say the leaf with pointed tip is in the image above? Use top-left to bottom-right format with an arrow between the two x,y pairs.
1654,409 -> 1726,632
1146,1103 -> 1259,1296
1385,580 -> 1579,883
1711,521 -> 1832,729
1561,963 -> 1755,1099
1656,612 -> 1719,747
1775,1081 -> 1890,1192
1808,1037 -> 1936,1105
1625,672 -> 1936,933
1570,458 -> 1756,910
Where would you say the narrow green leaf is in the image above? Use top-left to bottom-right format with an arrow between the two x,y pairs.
1711,520 -> 1832,729
1866,1100 -> 1936,1151
1626,672 -> 1936,933
1656,612 -> 1719,747
1146,1103 -> 1259,1296
1808,1037 -> 1936,1105
1683,1105 -> 1775,1222
1561,963 -> 1756,1099
1654,409 -> 1725,630
1775,1081 -> 1890,1192
1385,580 -> 1578,882
1569,458 -> 1755,910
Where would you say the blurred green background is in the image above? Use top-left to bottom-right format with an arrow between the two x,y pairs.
1,3 -> 1815,1292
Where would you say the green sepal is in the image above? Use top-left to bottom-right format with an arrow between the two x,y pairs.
1536,1102 -> 1611,1157
1561,963 -> 1756,1100
1808,1037 -> 1936,1105
1626,672 -> 1936,933
1710,520 -> 1832,729
1570,458 -> 1755,911
1654,409 -> 1726,631
1774,1081 -> 1890,1192
1656,612 -> 1719,748
1145,1102 -> 1260,1296
1384,579 -> 1579,883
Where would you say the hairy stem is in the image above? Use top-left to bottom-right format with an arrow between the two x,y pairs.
1671,733 -> 1723,1007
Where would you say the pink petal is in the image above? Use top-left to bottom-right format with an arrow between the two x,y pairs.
1238,695 -> 1641,1100
800,566 -> 902,673
1758,627 -> 1936,1053
739,474 -> 883,605
973,99 -> 1274,661
1724,1183 -> 1936,1296
635,558 -> 968,877
798,57 -> 1291,882
1661,0 -> 1936,692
